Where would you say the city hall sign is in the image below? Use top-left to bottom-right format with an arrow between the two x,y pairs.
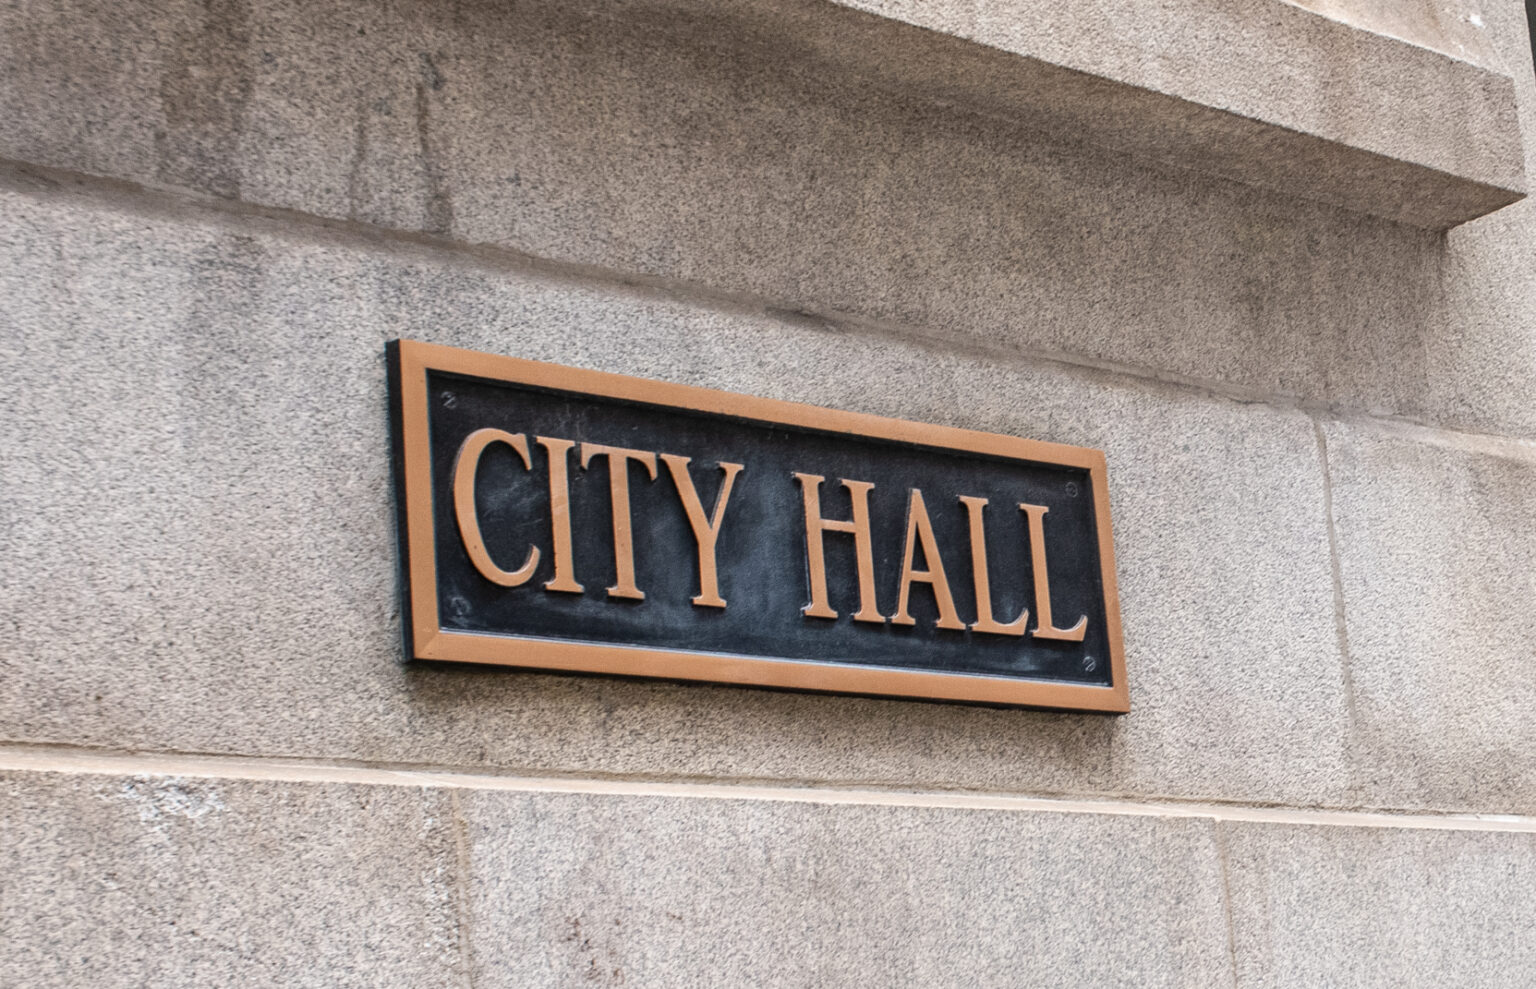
388,340 -> 1128,712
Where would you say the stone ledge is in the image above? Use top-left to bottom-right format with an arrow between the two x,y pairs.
679,0 -> 1527,228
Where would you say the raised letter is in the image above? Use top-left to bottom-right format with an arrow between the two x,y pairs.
660,454 -> 744,609
891,489 -> 965,630
581,443 -> 659,600
793,473 -> 884,623
536,436 -> 583,594
959,495 -> 1028,636
453,428 -> 539,587
1021,503 -> 1087,641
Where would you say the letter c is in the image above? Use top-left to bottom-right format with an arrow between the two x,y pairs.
452,428 -> 540,587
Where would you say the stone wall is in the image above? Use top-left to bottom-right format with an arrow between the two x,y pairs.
3,0 -> 1535,984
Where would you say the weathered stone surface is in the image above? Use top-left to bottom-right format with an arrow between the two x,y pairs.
1,0 -> 1535,982
1413,0 -> 1536,440
0,771 -> 463,988
817,0 -> 1525,226
5,0 -> 1536,442
458,788 -> 1232,988
1293,0 -> 1536,441
1323,420 -> 1536,813
4,0 -> 1525,230
943,358 -> 1353,805
1224,821 -> 1536,988
1287,0 -> 1502,64
0,180 -> 1354,808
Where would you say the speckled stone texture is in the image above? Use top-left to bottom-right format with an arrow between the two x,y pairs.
0,180 -> 1352,808
1,0 -> 1533,438
0,0 -> 1524,229
1224,821 -> 1536,988
3,0 -> 1536,984
818,0 -> 1526,226
456,788 -> 1233,988
0,771 -> 465,988
6,768 -> 1534,988
1323,420 -> 1536,813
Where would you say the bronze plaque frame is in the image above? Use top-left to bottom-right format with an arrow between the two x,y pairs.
390,339 -> 1129,712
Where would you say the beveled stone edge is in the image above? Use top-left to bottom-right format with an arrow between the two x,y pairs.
681,0 -> 1529,228
6,744 -> 1535,833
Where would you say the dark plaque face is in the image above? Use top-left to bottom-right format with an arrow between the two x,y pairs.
388,341 -> 1128,712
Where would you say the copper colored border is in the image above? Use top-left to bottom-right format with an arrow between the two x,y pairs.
391,339 -> 1130,713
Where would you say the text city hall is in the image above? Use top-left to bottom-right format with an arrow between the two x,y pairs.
452,427 -> 1087,640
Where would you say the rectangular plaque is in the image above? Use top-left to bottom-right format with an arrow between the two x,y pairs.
388,340 -> 1128,711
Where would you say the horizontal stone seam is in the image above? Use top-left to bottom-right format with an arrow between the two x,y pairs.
3,157 -> 1534,458
3,744 -> 1535,834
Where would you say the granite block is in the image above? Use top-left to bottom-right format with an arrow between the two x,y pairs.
0,181 -> 1357,807
1323,419 -> 1536,813
458,788 -> 1233,988
1224,820 -> 1536,988
0,770 -> 463,988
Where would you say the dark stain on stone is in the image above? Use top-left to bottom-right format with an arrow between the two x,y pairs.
176,234 -> 272,429
157,0 -> 254,200
419,51 -> 447,92
7,165 -> 61,192
348,111 -> 370,221
766,306 -> 843,334
416,51 -> 456,235
562,915 -> 627,985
